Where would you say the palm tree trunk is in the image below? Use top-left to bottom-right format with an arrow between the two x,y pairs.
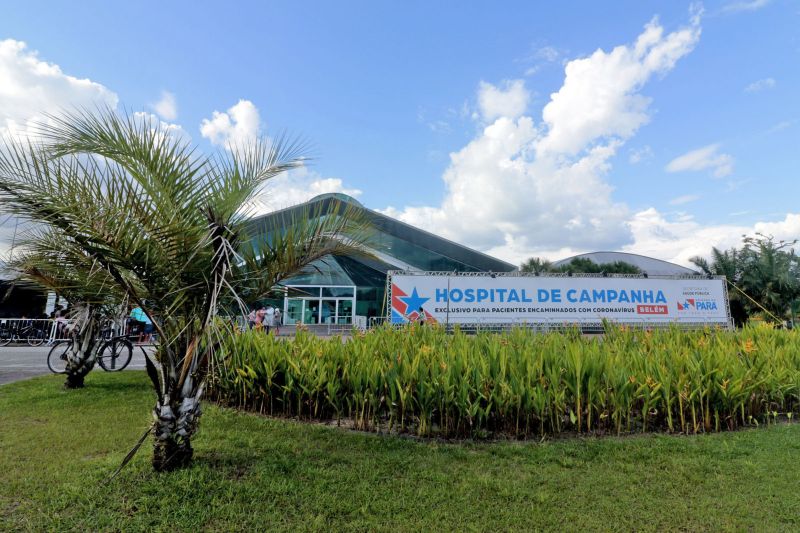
152,393 -> 202,470
63,305 -> 101,389
146,349 -> 205,471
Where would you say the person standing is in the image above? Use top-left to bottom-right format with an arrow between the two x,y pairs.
255,306 -> 267,332
130,305 -> 154,343
273,307 -> 282,335
247,308 -> 258,330
265,305 -> 275,334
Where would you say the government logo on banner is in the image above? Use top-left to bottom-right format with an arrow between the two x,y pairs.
677,299 -> 719,311
391,284 -> 437,324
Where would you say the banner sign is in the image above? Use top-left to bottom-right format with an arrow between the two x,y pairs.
389,273 -> 731,326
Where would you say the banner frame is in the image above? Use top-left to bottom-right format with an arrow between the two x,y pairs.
386,270 -> 733,331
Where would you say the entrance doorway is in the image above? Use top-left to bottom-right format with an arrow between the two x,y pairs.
283,285 -> 356,325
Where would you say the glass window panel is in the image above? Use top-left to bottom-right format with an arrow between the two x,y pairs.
285,299 -> 303,325
281,258 -> 354,286
287,286 -> 320,298
304,300 -> 320,324
338,300 -> 353,324
322,287 -> 354,297
320,300 -> 336,324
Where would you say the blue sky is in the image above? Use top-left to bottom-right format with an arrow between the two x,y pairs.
0,0 -> 798,265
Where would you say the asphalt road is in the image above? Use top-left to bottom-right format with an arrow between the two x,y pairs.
0,345 -> 148,385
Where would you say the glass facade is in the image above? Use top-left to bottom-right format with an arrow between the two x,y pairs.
282,284 -> 356,325
247,194 -> 517,324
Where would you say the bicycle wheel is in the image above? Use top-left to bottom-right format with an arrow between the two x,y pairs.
97,338 -> 133,372
27,328 -> 46,347
47,341 -> 71,374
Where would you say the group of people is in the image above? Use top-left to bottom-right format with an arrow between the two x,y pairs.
247,305 -> 282,334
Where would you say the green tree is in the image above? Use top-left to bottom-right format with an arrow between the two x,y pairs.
740,234 -> 800,320
0,108 -> 370,470
555,257 -> 641,275
690,247 -> 741,282
691,234 -> 800,324
690,246 -> 748,325
7,229 -> 127,388
519,257 -> 553,274
519,256 -> 641,275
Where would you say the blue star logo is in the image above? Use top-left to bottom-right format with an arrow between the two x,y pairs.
400,287 -> 429,316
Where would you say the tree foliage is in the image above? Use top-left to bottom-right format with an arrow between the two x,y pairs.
520,256 -> 641,275
0,108 -> 371,469
691,234 -> 800,324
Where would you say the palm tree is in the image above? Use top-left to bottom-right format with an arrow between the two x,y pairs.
691,246 -> 748,325
690,247 -> 741,281
0,108 -> 370,470
739,234 -> 800,320
691,237 -> 800,324
6,228 -> 127,388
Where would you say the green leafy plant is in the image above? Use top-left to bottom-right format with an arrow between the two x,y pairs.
211,324 -> 800,439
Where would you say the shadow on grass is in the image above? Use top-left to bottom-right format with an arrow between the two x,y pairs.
84,379 -> 153,395
194,450 -> 266,480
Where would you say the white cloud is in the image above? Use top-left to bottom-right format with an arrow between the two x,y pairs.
151,90 -> 177,121
428,120 -> 451,133
536,46 -> 560,62
765,120 -> 793,134
725,178 -> 751,192
0,39 -> 118,139
521,45 -> 564,76
198,99 -> 362,214
536,16 -> 701,156
666,143 -> 734,178
0,39 -> 120,260
624,209 -> 800,267
132,111 -> 189,144
199,99 -> 260,148
477,80 -> 530,122
629,145 -> 653,164
384,12 -> 702,263
251,166 -> 362,215
745,77 -> 776,93
723,0 -> 770,13
624,208 -> 747,266
669,194 -> 700,206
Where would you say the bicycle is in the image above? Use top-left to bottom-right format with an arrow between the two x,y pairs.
47,333 -> 134,374
0,320 -> 48,347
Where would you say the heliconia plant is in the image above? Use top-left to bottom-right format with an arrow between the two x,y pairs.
209,324 -> 800,439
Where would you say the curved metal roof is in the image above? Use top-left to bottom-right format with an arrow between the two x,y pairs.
247,194 -> 517,274
553,251 -> 697,276
307,192 -> 364,207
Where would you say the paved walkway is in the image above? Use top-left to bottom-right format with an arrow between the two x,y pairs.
0,345 -> 148,385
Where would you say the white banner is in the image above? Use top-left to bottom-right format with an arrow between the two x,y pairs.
389,273 -> 730,326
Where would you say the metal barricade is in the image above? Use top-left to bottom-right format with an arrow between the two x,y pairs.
0,318 -> 61,346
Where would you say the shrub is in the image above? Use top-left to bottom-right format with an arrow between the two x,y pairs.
209,324 -> 800,438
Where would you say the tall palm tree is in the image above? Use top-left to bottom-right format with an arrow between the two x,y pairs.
740,235 -> 800,320
691,237 -> 800,324
690,247 -> 741,281
0,108 -> 370,470
691,246 -> 750,325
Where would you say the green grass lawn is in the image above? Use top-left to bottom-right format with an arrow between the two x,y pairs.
2,372 -> 799,532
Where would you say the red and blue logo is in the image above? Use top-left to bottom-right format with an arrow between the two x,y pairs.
391,284 -> 436,324
677,299 -> 718,311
